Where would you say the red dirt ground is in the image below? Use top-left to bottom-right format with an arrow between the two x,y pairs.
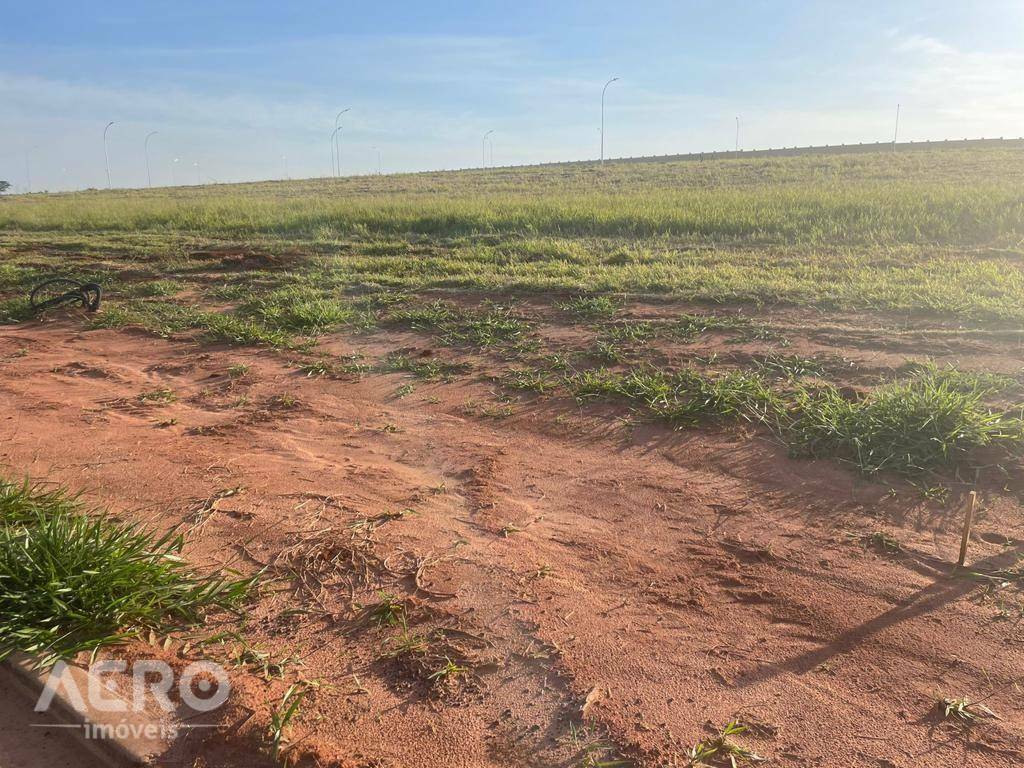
1,315 -> 1022,767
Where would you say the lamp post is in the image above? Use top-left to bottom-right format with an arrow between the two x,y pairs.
600,77 -> 619,164
334,107 -> 351,177
735,116 -> 740,151
892,103 -> 901,151
330,126 -> 342,177
144,131 -> 158,188
103,121 -> 115,188
482,130 -> 494,167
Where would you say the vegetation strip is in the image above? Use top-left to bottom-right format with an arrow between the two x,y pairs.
4,149 -> 1024,322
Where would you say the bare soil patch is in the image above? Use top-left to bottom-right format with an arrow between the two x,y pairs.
1,312 -> 1023,767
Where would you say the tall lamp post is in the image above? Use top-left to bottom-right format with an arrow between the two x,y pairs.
334,107 -> 351,177
892,103 -> 901,151
600,77 -> 619,164
144,131 -> 158,188
482,130 -> 494,167
735,116 -> 740,151
330,127 -> 342,177
103,121 -> 115,188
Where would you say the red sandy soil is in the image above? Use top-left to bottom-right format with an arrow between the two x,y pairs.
1,315 -> 1022,767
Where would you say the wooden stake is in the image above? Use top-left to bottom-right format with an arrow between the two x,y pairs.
957,491 -> 977,568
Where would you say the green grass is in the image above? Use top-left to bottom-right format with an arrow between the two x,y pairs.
605,321 -> 656,344
122,279 -> 184,298
937,695 -> 998,724
898,361 -> 1018,395
0,297 -> 34,323
445,304 -> 529,347
240,286 -> 352,335
686,720 -> 764,767
384,300 -> 529,348
365,591 -> 406,628
138,387 -> 177,404
3,163 -> 1022,247
669,313 -> 757,342
382,353 -> 469,381
752,353 -> 826,379
784,374 -> 1024,473
427,656 -> 469,685
2,149 -> 1024,480
3,148 -> 1024,321
90,300 -> 291,346
268,682 -> 308,761
294,354 -> 371,378
557,295 -> 620,320
565,364 -> 1023,474
0,478 -> 253,668
568,366 -> 780,426
502,368 -> 556,393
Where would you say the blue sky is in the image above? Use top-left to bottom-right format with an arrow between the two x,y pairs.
2,1 -> 1022,190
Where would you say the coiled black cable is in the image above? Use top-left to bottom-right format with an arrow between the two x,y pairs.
29,278 -> 102,313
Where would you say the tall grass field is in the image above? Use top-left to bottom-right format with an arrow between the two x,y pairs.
2,148 -> 1023,321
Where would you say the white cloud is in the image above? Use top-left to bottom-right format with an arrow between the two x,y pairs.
894,34 -> 957,57
888,34 -> 1024,134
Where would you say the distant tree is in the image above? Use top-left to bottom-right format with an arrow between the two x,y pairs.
0,180 -> 10,194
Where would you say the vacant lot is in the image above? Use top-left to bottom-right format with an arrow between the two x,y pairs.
1,148 -> 1023,767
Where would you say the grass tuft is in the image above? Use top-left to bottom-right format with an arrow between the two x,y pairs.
557,295 -> 620,320
566,363 -> 1023,474
0,478 -> 253,668
686,720 -> 765,767
784,373 -> 1024,474
937,695 -> 998,724
242,286 -> 352,335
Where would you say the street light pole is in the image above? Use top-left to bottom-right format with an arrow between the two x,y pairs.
334,107 -> 351,177
735,116 -> 740,151
482,130 -> 494,167
892,103 -> 900,151
600,77 -> 619,164
330,126 -> 342,178
103,121 -> 115,188
144,131 -> 158,188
